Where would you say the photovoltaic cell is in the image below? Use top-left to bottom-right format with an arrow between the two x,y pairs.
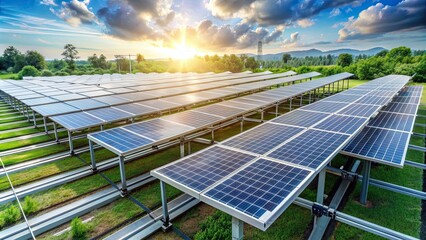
85,107 -> 133,122
122,118 -> 194,141
342,127 -> 409,167
271,110 -> 329,127
91,95 -> 130,105
267,129 -> 349,169
355,95 -> 390,105
381,102 -> 418,115
138,99 -> 179,110
32,102 -> 79,116
156,146 -> 257,193
89,128 -> 154,154
203,158 -> 310,219
194,104 -> 246,118
65,99 -> 108,110
393,96 -> 421,104
51,112 -> 104,130
162,110 -> 224,128
222,123 -> 304,155
336,103 -> 381,118
313,115 -> 366,134
300,101 -> 348,113
323,94 -> 362,103
114,103 -> 158,115
367,112 -> 414,132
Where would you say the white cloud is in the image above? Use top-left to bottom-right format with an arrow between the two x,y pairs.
40,0 -> 57,6
330,8 -> 341,17
297,19 -> 314,28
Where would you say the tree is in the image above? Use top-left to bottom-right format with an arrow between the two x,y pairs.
387,46 -> 411,61
136,53 -> 145,63
3,46 -> 20,70
245,57 -> 259,69
25,50 -> 45,70
375,50 -> 388,57
18,65 -> 40,78
282,53 -> 291,63
49,59 -> 67,71
13,54 -> 26,73
61,44 -> 79,70
88,54 -> 99,68
337,53 -> 353,67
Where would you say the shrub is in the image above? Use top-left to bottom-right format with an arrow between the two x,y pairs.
71,217 -> 88,239
18,65 -> 40,78
22,196 -> 38,215
194,211 -> 231,240
40,69 -> 53,76
3,205 -> 21,225
55,70 -> 69,76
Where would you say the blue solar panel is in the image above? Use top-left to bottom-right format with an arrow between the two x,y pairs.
65,99 -> 109,110
267,129 -> 349,169
89,128 -> 153,154
367,112 -> 414,132
355,96 -> 390,105
91,95 -> 130,105
222,123 -> 304,155
162,110 -> 224,128
300,101 -> 348,113
195,104 -> 246,118
342,127 -> 409,167
336,103 -> 381,118
51,112 -> 104,130
156,146 -> 257,193
85,107 -> 133,122
271,110 -> 330,127
203,158 -> 310,219
32,102 -> 79,116
381,102 -> 418,115
393,96 -> 421,104
313,115 -> 366,134
122,118 -> 194,141
324,94 -> 362,103
114,103 -> 158,115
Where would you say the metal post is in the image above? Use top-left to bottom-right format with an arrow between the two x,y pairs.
160,181 -> 172,231
43,117 -> 48,133
33,112 -> 37,127
275,104 -> 279,117
300,95 -> 303,106
26,106 -> 29,121
119,155 -> 127,195
89,140 -> 97,171
289,97 -> 292,111
53,122 -> 59,142
360,161 -> 371,205
261,111 -> 264,122
308,91 -> 312,104
68,131 -> 74,155
211,130 -> 215,143
315,169 -> 326,225
187,141 -> 191,155
240,119 -> 244,132
232,217 -> 244,240
180,140 -> 185,158
100,125 -> 104,131
337,80 -> 340,92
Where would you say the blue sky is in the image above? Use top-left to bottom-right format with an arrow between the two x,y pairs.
0,0 -> 425,59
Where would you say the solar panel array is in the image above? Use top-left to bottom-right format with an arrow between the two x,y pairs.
151,74 -> 410,231
341,86 -> 422,167
88,72 -> 354,156
49,72 -> 320,131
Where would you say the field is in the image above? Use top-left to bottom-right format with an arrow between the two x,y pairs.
0,77 -> 424,240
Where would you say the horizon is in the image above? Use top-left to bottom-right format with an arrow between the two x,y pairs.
1,0 -> 425,60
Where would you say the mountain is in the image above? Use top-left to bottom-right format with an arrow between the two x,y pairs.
247,47 -> 386,61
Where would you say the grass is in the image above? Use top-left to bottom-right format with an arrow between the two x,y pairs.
0,73 -> 18,79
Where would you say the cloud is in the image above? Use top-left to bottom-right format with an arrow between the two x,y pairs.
338,0 -> 426,41
282,32 -> 300,48
51,0 -> 98,27
207,0 -> 364,26
330,8 -> 341,17
97,0 -> 174,41
37,38 -> 52,44
297,19 -> 314,28
40,0 -> 57,6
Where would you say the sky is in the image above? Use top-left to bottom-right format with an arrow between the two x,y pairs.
0,0 -> 425,60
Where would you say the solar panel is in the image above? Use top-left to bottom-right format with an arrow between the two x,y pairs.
393,96 -> 421,104
323,94 -> 362,103
342,127 -> 410,167
271,110 -> 330,127
51,112 -> 104,130
161,94 -> 207,105
194,104 -> 246,118
367,112 -> 415,132
65,99 -> 109,110
230,98 -> 267,107
138,99 -> 179,110
338,89 -> 366,95
81,90 -> 113,97
122,118 -> 194,141
161,110 -> 224,128
380,102 -> 418,115
267,129 -> 349,169
116,92 -> 157,101
91,95 -> 130,105
32,102 -> 79,116
21,97 -> 58,106
88,128 -> 154,155
85,107 -> 133,122
336,103 -> 381,118
202,158 -> 311,219
113,103 -> 158,115
52,93 -> 86,101
222,123 -> 304,155
154,146 -> 257,193
355,95 -> 390,105
300,101 -> 348,113
313,115 -> 366,134
218,101 -> 259,110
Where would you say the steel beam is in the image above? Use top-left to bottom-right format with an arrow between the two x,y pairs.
360,161 -> 371,205
118,155 -> 127,195
232,217 -> 244,240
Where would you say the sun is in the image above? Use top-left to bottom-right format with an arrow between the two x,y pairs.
171,42 -> 197,60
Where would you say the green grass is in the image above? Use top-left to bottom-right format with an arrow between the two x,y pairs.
0,121 -> 32,131
0,73 -> 18,79
0,126 -> 46,139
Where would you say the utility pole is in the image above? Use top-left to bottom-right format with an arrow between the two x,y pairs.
114,54 -> 136,74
